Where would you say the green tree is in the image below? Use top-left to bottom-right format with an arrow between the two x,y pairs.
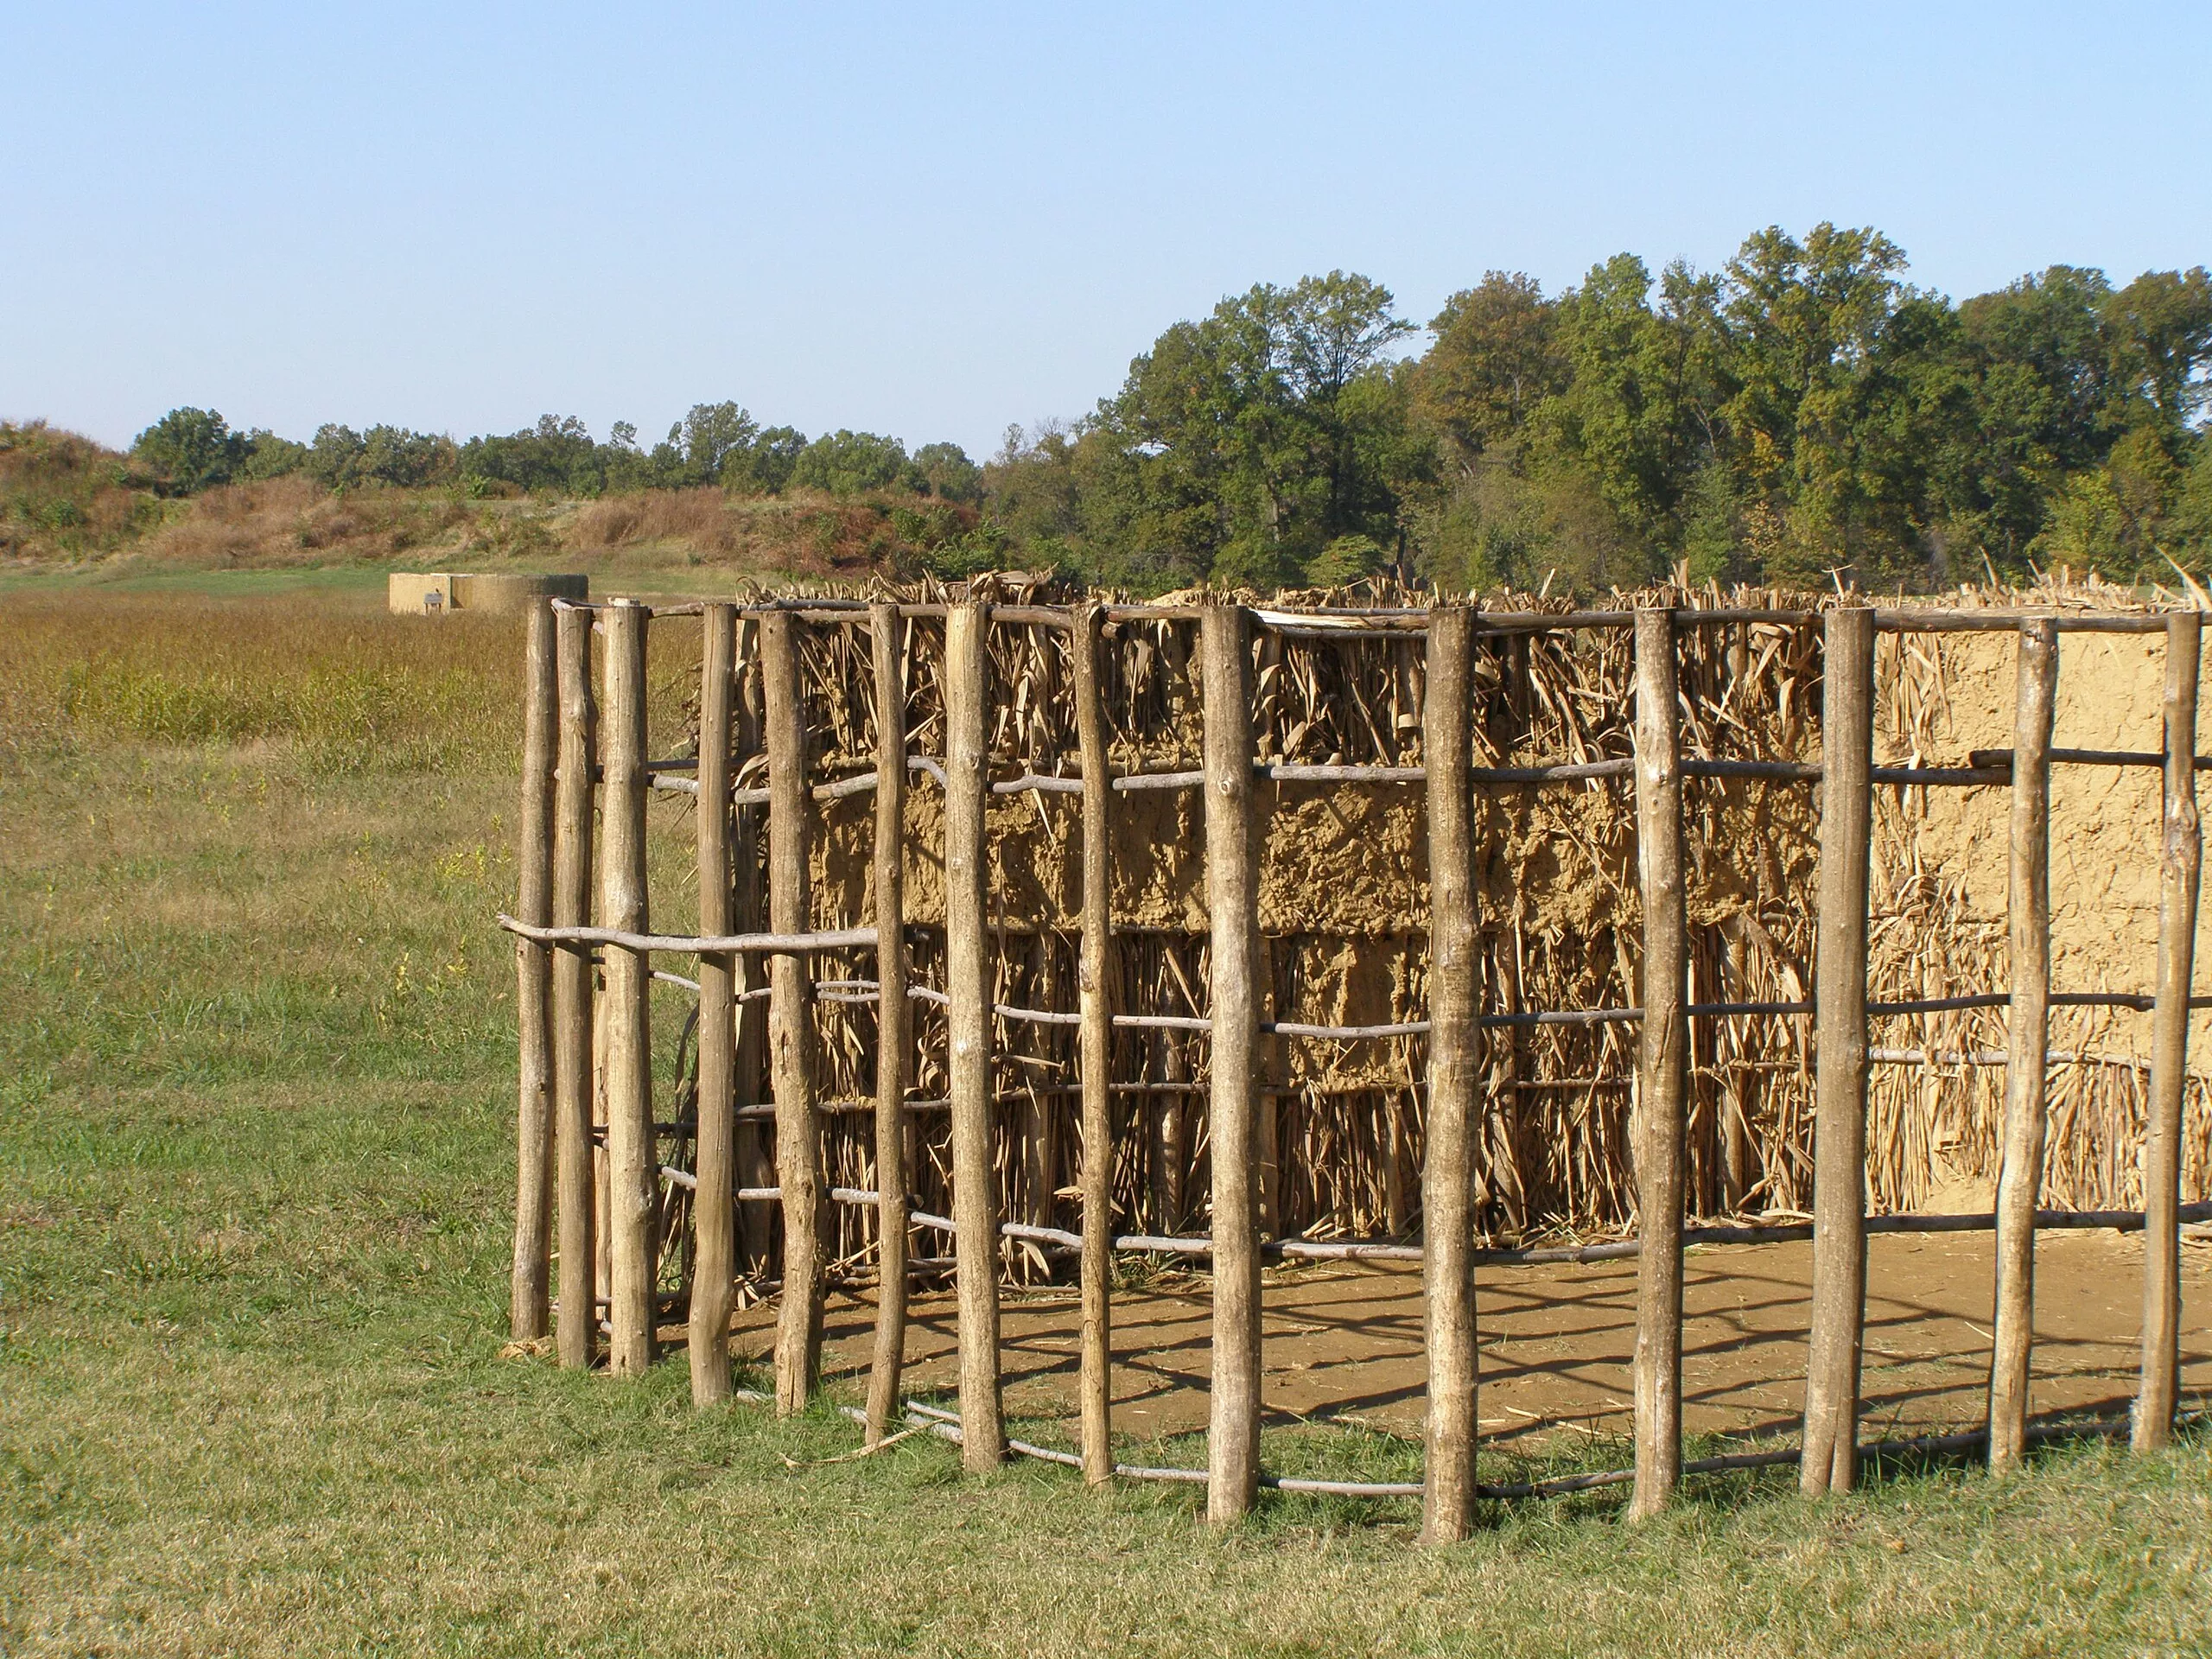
728,426 -> 807,494
1080,270 -> 1416,588
913,441 -> 983,503
459,416 -> 607,495
1413,272 -> 1565,465
664,402 -> 761,485
1718,223 -> 1916,579
789,429 -> 917,496
131,407 -> 247,495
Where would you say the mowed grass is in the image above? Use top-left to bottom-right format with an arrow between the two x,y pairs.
3,582 -> 2212,1656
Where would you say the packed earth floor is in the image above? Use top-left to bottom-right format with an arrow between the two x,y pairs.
721,1230 -> 2212,1448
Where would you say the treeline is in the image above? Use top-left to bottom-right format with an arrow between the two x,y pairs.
129,405 -> 985,507
123,223 -> 2212,592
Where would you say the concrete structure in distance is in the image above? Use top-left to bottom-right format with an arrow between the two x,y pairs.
389,572 -> 588,616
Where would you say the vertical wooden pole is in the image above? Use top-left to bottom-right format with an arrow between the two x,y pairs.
2139,612 -> 2202,1451
690,604 -> 738,1405
1802,605 -> 1875,1495
945,601 -> 1004,1470
763,611 -> 824,1413
1257,940 -> 1285,1237
599,601 -> 656,1378
1421,605 -> 1481,1543
1153,1032 -> 1189,1230
511,599 -> 558,1340
865,603 -> 912,1444
1203,601 -> 1262,1526
552,607 -> 599,1370
1989,617 -> 2056,1472
1630,606 -> 1688,1521
1072,601 -> 1117,1485
1023,931 -> 1056,1232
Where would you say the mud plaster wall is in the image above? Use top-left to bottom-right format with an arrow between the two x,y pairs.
1864,626 -> 2212,1211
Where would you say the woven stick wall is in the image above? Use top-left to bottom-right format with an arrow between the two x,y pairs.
607,574 -> 2210,1294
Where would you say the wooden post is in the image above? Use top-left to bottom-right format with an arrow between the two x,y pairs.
1203,601 -> 1262,1525
945,601 -> 1004,1470
511,599 -> 558,1340
2139,612 -> 2202,1451
552,607 -> 599,1370
1989,617 -> 2057,1473
1802,605 -> 1875,1495
1072,602 -> 1116,1485
690,604 -> 738,1405
865,603 -> 912,1445
1630,606 -> 1688,1521
599,601 -> 656,1378
763,611 -> 825,1413
1421,604 -> 1481,1543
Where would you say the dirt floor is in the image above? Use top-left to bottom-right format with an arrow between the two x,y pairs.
732,1230 -> 2212,1451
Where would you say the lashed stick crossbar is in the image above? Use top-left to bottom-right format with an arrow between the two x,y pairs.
497,916 -> 877,954
671,751 -> 2169,802
658,969 -> 2201,1027
837,1397 -> 2174,1503
658,1170 -> 2212,1268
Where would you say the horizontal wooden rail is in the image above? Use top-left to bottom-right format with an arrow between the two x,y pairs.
672,747 -> 2209,803
1966,747 -> 2212,772
1875,610 -> 2172,634
645,963 -> 2194,1027
1872,766 -> 2012,785
1476,757 -> 1633,785
762,1394 -> 2175,1506
560,597 -> 2192,639
673,1175 -> 2212,1270
497,915 -> 877,955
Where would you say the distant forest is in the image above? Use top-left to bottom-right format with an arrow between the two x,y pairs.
86,224 -> 2212,591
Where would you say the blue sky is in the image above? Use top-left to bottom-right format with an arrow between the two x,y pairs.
4,2 -> 2207,456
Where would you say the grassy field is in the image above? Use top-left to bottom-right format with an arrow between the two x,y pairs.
3,577 -> 2211,1656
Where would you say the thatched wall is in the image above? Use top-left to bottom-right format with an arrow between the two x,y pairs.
677,572 -> 2212,1274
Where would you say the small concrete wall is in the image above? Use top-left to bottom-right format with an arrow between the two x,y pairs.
388,572 -> 588,615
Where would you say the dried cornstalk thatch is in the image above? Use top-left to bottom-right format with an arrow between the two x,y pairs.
626,570 -> 2209,1292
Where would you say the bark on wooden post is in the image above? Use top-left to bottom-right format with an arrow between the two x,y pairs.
510,598 -> 558,1340
2138,611 -> 2202,1452
552,607 -> 599,1370
1802,604 -> 1875,1495
764,611 -> 825,1413
945,601 -> 1004,1470
1989,617 -> 2057,1472
1630,605 -> 1688,1521
1203,601 -> 1263,1525
690,603 -> 738,1405
1072,601 -> 1116,1485
599,601 -> 657,1377
865,602 -> 912,1445
1421,604 -> 1481,1543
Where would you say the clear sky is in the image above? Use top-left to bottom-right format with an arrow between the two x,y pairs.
4,2 -> 2208,457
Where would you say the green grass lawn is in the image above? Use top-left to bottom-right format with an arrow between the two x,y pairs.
3,594 -> 2211,1655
